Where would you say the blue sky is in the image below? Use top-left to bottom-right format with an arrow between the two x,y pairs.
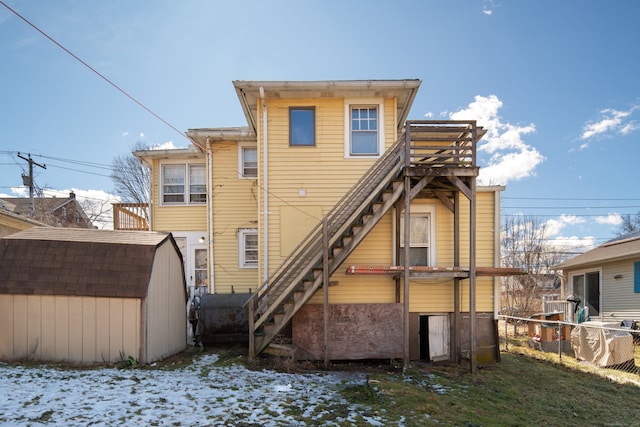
1,0 -> 639,249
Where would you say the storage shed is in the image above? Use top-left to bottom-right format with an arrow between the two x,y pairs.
0,227 -> 187,365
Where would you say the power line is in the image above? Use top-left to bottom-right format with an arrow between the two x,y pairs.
0,0 -> 188,143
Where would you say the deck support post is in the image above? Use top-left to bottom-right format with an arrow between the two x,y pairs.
323,218 -> 330,368
248,295 -> 255,359
453,191 -> 460,364
403,127 -> 412,369
469,175 -> 478,374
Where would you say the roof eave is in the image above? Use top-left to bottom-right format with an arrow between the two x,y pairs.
233,79 -> 422,135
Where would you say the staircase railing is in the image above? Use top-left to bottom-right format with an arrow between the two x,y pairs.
250,133 -> 407,329
248,120 -> 480,354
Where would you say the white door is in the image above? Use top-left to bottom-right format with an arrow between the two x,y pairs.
428,315 -> 450,361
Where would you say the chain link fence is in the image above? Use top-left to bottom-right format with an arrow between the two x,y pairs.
499,315 -> 640,383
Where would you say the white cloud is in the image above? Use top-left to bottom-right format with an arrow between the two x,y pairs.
448,95 -> 543,185
595,213 -> 622,225
545,215 -> 586,237
424,112 -> 433,118
547,235 -> 597,253
581,106 -> 638,140
151,141 -> 178,150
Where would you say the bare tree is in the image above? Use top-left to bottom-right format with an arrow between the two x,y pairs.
618,211 -> 640,235
501,215 -> 565,318
110,141 -> 150,205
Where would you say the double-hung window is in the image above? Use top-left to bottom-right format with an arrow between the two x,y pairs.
289,107 -> 315,146
239,145 -> 257,178
239,228 -> 258,268
161,163 -> 206,205
396,205 -> 436,267
400,213 -> 431,267
189,165 -> 206,203
344,99 -> 384,158
350,106 -> 378,155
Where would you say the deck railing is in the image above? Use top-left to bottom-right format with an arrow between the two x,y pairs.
112,203 -> 149,231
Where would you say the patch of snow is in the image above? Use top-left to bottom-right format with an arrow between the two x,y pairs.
0,354 -> 395,426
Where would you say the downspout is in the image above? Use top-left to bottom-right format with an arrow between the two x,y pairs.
207,137 -> 215,293
260,87 -> 269,284
494,189 -> 501,319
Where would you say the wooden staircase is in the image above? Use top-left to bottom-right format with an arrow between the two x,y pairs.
247,120 -> 482,357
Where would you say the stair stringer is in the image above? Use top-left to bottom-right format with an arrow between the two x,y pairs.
253,175 -> 407,355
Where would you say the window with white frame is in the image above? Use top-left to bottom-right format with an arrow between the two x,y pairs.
161,163 -> 206,205
400,213 -> 431,266
189,165 -> 206,203
344,99 -> 385,158
239,228 -> 258,268
396,205 -> 436,267
238,144 -> 257,179
571,271 -> 601,317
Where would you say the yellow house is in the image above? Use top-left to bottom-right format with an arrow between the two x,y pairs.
134,147 -> 209,299
152,79 -> 512,368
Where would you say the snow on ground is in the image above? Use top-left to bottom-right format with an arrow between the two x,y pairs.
0,353 -> 389,426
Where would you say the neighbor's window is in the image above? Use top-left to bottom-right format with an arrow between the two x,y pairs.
239,228 -> 258,268
635,261 -> 640,293
571,271 -> 600,317
399,213 -> 430,267
161,163 -> 206,205
350,106 -> 378,155
289,107 -> 315,146
239,145 -> 257,178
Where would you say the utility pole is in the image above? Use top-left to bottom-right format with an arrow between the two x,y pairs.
17,152 -> 46,217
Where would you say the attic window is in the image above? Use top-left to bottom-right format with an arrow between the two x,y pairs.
344,98 -> 385,158
289,107 -> 315,146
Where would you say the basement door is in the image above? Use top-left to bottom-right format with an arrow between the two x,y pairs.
419,315 -> 450,362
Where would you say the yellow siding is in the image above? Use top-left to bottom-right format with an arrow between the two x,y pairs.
149,158 -> 208,232
307,189 -> 500,313
258,97 -> 398,281
210,142 -> 259,294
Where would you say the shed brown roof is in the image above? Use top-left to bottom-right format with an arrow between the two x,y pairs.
0,227 -> 175,298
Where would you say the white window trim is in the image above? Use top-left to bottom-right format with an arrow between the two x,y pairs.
160,162 -> 206,206
170,231 -> 207,291
239,228 -> 258,269
344,98 -> 385,159
393,204 -> 437,266
569,268 -> 602,319
238,143 -> 258,179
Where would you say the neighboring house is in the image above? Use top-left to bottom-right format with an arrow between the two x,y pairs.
0,191 -> 94,229
0,207 -> 49,237
0,227 -> 187,365
555,230 -> 640,324
143,79 -> 515,367
133,146 -> 208,299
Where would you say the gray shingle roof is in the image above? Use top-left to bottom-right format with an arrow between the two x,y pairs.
0,227 -> 174,298
556,232 -> 640,269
